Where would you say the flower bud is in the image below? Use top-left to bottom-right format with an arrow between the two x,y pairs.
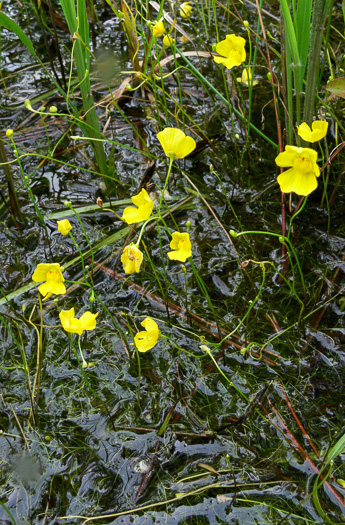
89,290 -> 96,303
229,229 -> 238,238
24,99 -> 33,110
243,20 -> 249,28
6,129 -> 13,138
64,200 -> 72,207
209,164 -> 214,172
186,220 -> 192,232
126,84 -> 133,91
212,43 -> 217,52
200,345 -> 211,354
49,106 -> 58,113
278,236 -> 285,243
96,197 -> 103,208
70,135 -> 81,140
267,72 -> 272,81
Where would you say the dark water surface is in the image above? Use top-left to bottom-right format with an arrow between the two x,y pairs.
1,1 -> 345,524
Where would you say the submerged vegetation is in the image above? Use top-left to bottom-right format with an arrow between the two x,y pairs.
1,0 -> 345,523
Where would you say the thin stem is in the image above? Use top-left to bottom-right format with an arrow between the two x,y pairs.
77,335 -> 88,369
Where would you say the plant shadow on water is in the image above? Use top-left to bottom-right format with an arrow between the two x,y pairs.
1,1 -> 345,524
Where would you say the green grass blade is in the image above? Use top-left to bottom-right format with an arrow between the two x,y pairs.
0,12 -> 35,55
296,0 -> 312,75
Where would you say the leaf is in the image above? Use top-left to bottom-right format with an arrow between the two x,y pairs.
197,463 -> 220,475
326,78 -> 345,99
0,13 -> 35,57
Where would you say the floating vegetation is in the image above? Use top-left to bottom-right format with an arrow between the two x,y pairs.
1,1 -> 345,524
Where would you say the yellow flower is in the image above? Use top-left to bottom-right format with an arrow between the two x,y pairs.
59,308 -> 98,336
163,34 -> 175,47
59,308 -> 83,335
134,318 -> 160,352
157,127 -> 196,160
152,20 -> 165,38
236,67 -> 258,86
122,188 -> 154,224
167,232 -> 192,262
121,244 -> 143,274
32,263 -> 66,300
180,2 -> 193,18
214,34 -> 246,70
297,120 -> 328,143
57,219 -> 72,236
275,145 -> 320,196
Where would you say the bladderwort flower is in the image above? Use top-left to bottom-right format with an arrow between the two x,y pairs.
59,308 -> 98,336
275,145 -> 320,196
152,19 -> 165,38
134,318 -> 160,352
157,128 -> 196,160
297,120 -> 328,143
214,34 -> 246,70
236,67 -> 258,86
180,2 -> 193,18
57,219 -> 72,236
167,232 -> 192,262
60,308 -> 98,368
32,263 -> 66,300
163,34 -> 175,47
121,244 -> 143,274
122,188 -> 154,224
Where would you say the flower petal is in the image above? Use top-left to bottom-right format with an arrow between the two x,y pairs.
213,56 -> 226,65
215,34 -> 235,58
174,136 -> 197,159
79,311 -> 99,331
141,317 -> 159,333
297,123 -> 313,142
122,206 -> 142,224
157,128 -> 185,157
277,168 -> 318,196
275,145 -> 303,167
60,308 -> 75,321
38,280 -> 54,298
131,188 -> 151,208
51,281 -> 66,296
32,264 -> 50,283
